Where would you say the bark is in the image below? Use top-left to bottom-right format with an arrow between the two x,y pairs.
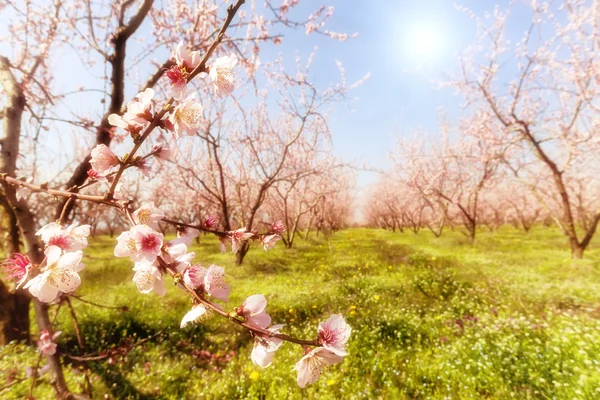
0,54 -> 74,399
0,193 -> 31,343
518,122 -> 599,258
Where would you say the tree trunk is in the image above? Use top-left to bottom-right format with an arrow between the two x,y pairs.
0,194 -> 32,344
235,243 -> 250,265
0,285 -> 30,344
1,54 -> 73,398
572,244 -> 584,259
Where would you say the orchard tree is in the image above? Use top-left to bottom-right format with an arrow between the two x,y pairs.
450,0 -> 600,257
0,0 -> 358,397
393,121 -> 500,243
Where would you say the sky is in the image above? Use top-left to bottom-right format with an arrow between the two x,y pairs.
255,0 -> 534,216
0,0 -> 538,218
245,0 -> 534,176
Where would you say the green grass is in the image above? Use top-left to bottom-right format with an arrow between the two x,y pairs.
2,226 -> 600,399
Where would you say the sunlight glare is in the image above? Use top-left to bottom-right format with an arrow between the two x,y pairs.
405,21 -> 445,63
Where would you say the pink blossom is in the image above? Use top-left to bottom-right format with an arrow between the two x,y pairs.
36,222 -> 91,252
132,261 -> 165,296
203,215 -> 219,230
114,225 -> 164,263
251,324 -> 284,368
295,347 -> 344,388
87,169 -> 107,182
132,202 -> 165,230
163,238 -> 195,271
181,264 -> 205,289
178,263 -> 229,302
1,253 -> 32,288
261,234 -> 281,251
165,65 -> 188,100
180,304 -> 207,328
89,144 -> 119,175
152,142 -> 171,161
231,228 -> 254,254
168,94 -> 204,137
135,158 -> 152,178
166,42 -> 200,100
203,265 -> 230,302
108,89 -> 154,129
37,330 -> 61,356
318,314 -> 351,356
175,41 -> 201,70
219,236 -> 229,254
15,177 -> 32,202
176,227 -> 200,246
24,246 -> 84,303
209,54 -> 238,96
270,220 -> 286,235
239,294 -> 271,329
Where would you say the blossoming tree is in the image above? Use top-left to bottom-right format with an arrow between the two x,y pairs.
0,0 -> 355,397
448,0 -> 600,257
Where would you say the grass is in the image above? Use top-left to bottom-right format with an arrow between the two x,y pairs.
2,226 -> 600,399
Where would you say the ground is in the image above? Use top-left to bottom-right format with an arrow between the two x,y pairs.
2,227 -> 600,399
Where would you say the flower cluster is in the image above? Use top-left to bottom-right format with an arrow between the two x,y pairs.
1,35 -> 354,391
37,330 -> 61,356
12,223 -> 90,303
107,88 -> 154,134
218,221 -> 284,254
230,295 -> 352,387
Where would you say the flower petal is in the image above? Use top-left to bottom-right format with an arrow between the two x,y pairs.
180,305 -> 207,328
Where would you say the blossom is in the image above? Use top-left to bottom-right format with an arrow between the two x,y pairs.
175,41 -> 201,70
261,234 -> 281,251
108,89 -> 154,129
163,238 -> 195,271
209,54 -> 238,96
114,225 -> 164,263
239,294 -> 271,328
89,144 -> 119,175
132,261 -> 165,296
168,94 -> 204,137
36,222 -> 91,252
219,236 -> 229,254
203,265 -> 230,302
318,314 -> 351,356
180,304 -> 207,328
176,227 -> 200,246
166,42 -> 201,100
181,264 -> 205,289
24,246 -> 84,303
270,221 -> 285,235
15,177 -> 33,201
231,228 -> 254,254
178,263 -> 229,302
203,215 -> 219,230
132,202 -> 165,230
152,142 -> 171,161
1,253 -> 32,288
251,324 -> 284,368
295,347 -> 344,388
135,158 -> 152,178
37,330 -> 61,356
165,65 -> 187,100
87,169 -> 107,182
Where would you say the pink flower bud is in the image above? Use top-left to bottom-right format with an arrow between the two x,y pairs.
1,253 -> 32,288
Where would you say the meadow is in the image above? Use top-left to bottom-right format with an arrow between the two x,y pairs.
2,227 -> 600,399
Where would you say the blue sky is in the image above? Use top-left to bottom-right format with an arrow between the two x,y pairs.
1,0 -> 536,193
257,0 -> 533,190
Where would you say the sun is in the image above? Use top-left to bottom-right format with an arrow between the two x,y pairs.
404,21 -> 445,63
